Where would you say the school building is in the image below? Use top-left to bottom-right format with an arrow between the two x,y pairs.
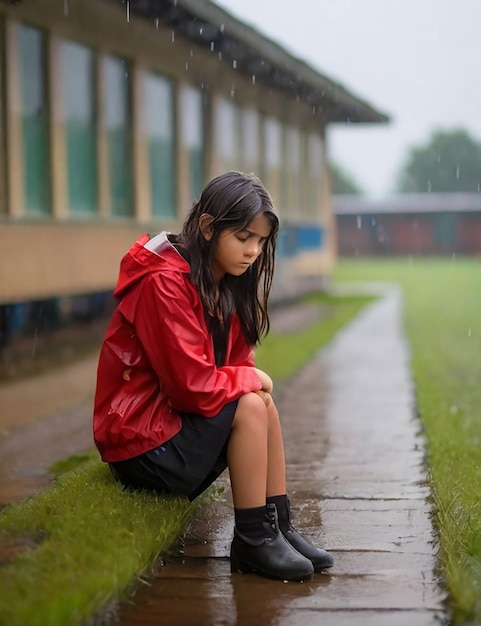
0,0 -> 388,369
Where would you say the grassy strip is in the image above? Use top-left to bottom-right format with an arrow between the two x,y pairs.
0,464 -> 196,626
333,258 -> 481,624
0,292 -> 372,626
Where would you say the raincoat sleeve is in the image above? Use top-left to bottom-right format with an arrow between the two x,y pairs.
126,272 -> 262,417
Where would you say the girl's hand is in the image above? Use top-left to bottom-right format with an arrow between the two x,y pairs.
254,368 -> 273,394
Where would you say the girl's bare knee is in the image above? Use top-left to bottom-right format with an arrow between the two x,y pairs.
233,392 -> 268,428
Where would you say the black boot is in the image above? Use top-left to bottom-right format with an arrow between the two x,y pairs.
230,503 -> 314,581
267,495 -> 334,571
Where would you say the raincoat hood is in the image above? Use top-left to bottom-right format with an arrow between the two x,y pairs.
114,232 -> 190,300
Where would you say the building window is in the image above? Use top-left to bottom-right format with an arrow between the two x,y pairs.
216,98 -> 239,171
60,40 -> 97,214
143,72 -> 175,218
286,125 -> 301,218
241,108 -> 259,174
103,56 -> 133,217
308,133 -> 323,213
180,85 -> 204,201
264,117 -> 281,169
18,25 -> 50,215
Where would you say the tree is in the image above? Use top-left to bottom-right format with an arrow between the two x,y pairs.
329,162 -> 363,195
397,129 -> 481,193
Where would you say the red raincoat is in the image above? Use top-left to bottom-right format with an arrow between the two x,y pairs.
93,232 -> 262,462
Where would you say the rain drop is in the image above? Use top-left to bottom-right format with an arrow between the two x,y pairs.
427,179 -> 432,192
232,59 -> 237,69
210,41 -> 215,52
185,62 -> 189,71
126,0 -> 130,22
456,165 -> 460,179
251,74 -> 256,85
171,30 -> 175,43
220,23 -> 225,33
468,328 -> 472,337
356,215 -> 362,229
155,18 -> 159,29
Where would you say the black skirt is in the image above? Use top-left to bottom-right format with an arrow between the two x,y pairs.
109,399 -> 238,501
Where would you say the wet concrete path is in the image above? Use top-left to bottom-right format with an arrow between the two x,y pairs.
113,287 -> 447,626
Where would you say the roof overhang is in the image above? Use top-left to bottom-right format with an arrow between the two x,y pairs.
126,0 -> 390,125
334,193 -> 481,215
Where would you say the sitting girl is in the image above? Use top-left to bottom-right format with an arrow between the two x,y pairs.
93,171 -> 333,580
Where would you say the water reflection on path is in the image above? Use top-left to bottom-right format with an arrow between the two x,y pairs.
115,551 -> 332,626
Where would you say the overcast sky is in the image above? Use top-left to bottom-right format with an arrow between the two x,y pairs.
216,0 -> 481,197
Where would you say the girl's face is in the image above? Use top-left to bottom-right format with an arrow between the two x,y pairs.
210,214 -> 272,282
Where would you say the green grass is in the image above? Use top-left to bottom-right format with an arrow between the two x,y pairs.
333,257 -> 481,624
0,291 -> 372,626
0,464 -> 196,626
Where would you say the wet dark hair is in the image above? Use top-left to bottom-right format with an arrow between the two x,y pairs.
179,171 -> 279,346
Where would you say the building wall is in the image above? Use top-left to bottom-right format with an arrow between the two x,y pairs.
0,0 -> 335,307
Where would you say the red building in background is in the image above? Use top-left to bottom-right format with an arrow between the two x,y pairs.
334,193 -> 481,257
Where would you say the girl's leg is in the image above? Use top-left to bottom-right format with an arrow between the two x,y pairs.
264,393 -> 287,498
227,392 -> 287,507
227,392 -> 269,508
228,392 -> 334,575
264,394 -> 334,571
227,392 -> 314,580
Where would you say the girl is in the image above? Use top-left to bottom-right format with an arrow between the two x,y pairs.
93,171 -> 333,581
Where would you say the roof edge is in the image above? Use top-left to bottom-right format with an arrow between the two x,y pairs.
130,0 -> 390,124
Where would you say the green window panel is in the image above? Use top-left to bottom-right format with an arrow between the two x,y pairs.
60,40 -> 97,214
144,73 -> 175,218
18,25 -> 50,215
149,139 -> 175,217
434,213 -> 456,244
104,56 -> 133,217
65,124 -> 97,213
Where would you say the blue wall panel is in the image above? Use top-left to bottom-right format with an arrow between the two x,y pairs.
277,224 -> 324,258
